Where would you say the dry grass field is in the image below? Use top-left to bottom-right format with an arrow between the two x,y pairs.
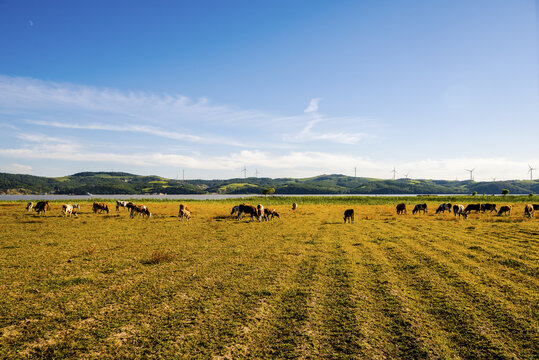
0,199 -> 537,359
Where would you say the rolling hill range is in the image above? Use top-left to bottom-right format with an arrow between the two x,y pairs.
1,172 -> 538,195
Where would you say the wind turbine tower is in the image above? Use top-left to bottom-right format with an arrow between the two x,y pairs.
465,168 -> 475,181
391,166 -> 397,180
529,164 -> 536,181
254,169 -> 260,178
241,166 -> 247,179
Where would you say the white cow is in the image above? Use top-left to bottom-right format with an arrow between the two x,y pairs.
62,204 -> 74,217
26,202 -> 34,212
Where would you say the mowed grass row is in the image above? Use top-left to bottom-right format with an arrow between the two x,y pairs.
0,201 -> 537,359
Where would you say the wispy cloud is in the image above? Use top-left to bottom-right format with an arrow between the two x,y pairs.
0,76 -> 372,148
304,98 -> 320,113
0,163 -> 32,174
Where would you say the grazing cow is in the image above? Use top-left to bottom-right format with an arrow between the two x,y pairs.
179,204 -> 191,221
435,203 -> 452,214
464,204 -> 481,213
230,205 -> 240,216
263,208 -> 280,221
62,204 -> 74,217
533,204 -> 539,211
26,202 -> 34,212
179,204 -> 191,213
257,204 -> 264,222
480,203 -> 497,213
412,203 -> 427,215
72,204 -> 80,211
452,204 -> 468,219
34,201 -> 51,214
497,205 -> 512,216
396,203 -> 406,215
524,204 -> 534,218
130,205 -> 151,218
344,209 -> 355,224
238,203 -> 259,221
92,202 -> 109,214
116,201 -> 130,211
292,203 -> 298,210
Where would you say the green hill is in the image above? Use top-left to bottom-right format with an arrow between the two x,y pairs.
0,172 -> 537,195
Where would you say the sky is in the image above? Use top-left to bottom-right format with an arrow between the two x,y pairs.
0,0 -> 538,181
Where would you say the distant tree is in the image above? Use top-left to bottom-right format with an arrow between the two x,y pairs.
501,189 -> 510,196
472,191 -> 477,196
262,187 -> 275,197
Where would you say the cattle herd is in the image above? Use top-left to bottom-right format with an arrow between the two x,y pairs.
396,202 -> 539,219
22,200 -> 539,222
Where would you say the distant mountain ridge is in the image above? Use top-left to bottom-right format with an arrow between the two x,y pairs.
0,172 -> 538,195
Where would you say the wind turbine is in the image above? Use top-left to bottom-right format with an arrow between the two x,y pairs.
241,166 -> 247,179
465,168 -> 475,181
403,173 -> 409,179
529,164 -> 536,181
390,166 -> 397,180
491,177 -> 496,182
254,169 -> 260,178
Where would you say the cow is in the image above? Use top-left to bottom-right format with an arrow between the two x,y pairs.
292,203 -> 298,210
464,204 -> 481,213
179,204 -> 191,221
179,204 -> 191,213
230,205 -> 240,216
34,201 -> 51,214
533,204 -> 539,211
480,203 -> 497,213
72,204 -> 80,211
396,203 -> 406,215
497,205 -> 512,216
344,209 -> 355,224
92,202 -> 109,214
130,204 -> 151,219
116,201 -> 130,211
257,204 -> 264,222
452,204 -> 468,219
435,203 -> 452,214
524,204 -> 534,218
263,208 -> 280,221
237,203 -> 259,221
26,202 -> 33,212
62,204 -> 75,217
412,203 -> 427,215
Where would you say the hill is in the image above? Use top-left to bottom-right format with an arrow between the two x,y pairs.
0,172 -> 538,195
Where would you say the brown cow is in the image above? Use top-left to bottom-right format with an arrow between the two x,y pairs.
238,203 -> 258,221
524,204 -> 534,218
292,203 -> 298,210
263,208 -> 280,221
344,209 -> 355,223
396,203 -> 406,215
179,204 -> 191,221
34,201 -> 51,214
130,204 -> 151,218
497,205 -> 512,216
92,202 -> 109,214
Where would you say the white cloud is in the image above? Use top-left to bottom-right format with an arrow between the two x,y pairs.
304,98 -> 320,113
0,163 -> 32,174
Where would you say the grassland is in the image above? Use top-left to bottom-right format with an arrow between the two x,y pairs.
0,199 -> 537,359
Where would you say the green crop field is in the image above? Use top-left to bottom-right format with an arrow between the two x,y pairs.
0,199 -> 537,359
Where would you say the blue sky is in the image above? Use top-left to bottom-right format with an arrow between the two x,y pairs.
0,0 -> 538,180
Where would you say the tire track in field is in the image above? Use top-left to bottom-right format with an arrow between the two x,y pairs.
388,220 -> 538,301
349,227 -> 458,359
316,239 -> 362,359
377,227 -> 537,359
247,254 -> 319,359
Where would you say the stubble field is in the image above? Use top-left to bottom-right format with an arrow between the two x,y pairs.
0,199 -> 537,359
